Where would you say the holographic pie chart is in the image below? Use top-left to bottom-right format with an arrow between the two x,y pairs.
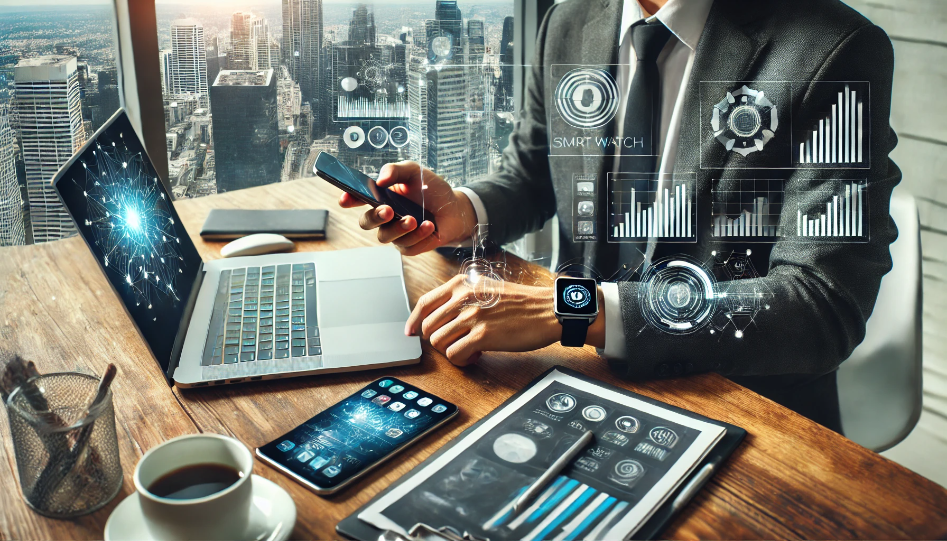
493,433 -> 537,464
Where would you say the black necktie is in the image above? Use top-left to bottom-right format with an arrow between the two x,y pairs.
619,20 -> 672,175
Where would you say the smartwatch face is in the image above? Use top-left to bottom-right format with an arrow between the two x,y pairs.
556,278 -> 598,316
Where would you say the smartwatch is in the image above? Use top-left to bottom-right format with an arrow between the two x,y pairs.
553,277 -> 599,347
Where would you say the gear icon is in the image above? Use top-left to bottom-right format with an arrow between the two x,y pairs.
711,85 -> 778,156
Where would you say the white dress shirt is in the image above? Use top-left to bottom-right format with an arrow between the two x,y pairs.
459,0 -> 713,358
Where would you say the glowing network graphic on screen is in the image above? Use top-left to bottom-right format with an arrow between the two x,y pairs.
75,137 -> 186,312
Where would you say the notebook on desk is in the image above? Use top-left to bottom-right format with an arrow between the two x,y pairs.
337,367 -> 746,541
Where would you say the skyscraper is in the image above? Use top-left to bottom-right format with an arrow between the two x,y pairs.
467,20 -> 485,66
14,55 -> 84,243
426,1 -> 464,63
170,18 -> 208,107
426,65 -> 467,184
229,12 -> 254,70
0,105 -> 24,246
348,4 -> 376,46
407,47 -> 428,166
282,0 -> 326,138
498,15 -> 514,111
159,49 -> 173,94
210,70 -> 280,193
422,1 -> 468,185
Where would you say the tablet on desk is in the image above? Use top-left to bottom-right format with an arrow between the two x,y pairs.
200,209 -> 328,240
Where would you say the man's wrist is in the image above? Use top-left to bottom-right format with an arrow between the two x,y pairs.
549,285 -> 606,348
585,286 -> 606,348
452,189 -> 479,241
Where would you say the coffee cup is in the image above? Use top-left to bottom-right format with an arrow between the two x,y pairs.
133,434 -> 254,540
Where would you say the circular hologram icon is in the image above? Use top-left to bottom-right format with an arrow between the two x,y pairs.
639,256 -> 716,334
429,35 -> 454,62
582,405 -> 607,422
493,433 -> 537,464
546,393 -> 577,413
343,125 -> 365,149
711,84 -> 778,156
367,126 -> 389,149
389,126 -> 409,148
554,68 -> 620,129
340,76 -> 358,92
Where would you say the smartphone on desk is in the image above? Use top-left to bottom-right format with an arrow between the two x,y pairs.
313,151 -> 436,231
256,377 -> 458,495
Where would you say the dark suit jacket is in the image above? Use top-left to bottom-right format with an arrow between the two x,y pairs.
464,0 -> 901,432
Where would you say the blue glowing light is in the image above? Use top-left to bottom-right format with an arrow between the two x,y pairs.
75,139 -> 186,309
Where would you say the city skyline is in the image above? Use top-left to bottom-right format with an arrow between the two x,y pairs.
0,0 -> 515,245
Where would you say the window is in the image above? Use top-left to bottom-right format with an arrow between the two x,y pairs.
0,2 -> 121,245
154,0 -> 516,200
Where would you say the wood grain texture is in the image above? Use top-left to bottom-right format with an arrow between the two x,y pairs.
1,178 -> 946,540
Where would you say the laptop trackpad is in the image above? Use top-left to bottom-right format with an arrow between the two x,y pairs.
319,276 -> 410,327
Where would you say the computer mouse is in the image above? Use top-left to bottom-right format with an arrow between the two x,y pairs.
220,233 -> 295,258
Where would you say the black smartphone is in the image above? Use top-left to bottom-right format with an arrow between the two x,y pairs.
256,377 -> 458,495
313,151 -> 436,230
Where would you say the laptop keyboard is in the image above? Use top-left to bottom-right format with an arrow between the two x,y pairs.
202,263 -> 320,366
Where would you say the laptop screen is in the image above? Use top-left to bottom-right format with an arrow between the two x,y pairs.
54,111 -> 202,374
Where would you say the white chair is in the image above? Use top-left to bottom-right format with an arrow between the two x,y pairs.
837,191 -> 923,452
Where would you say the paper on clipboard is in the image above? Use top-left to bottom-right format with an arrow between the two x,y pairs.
357,369 -> 726,540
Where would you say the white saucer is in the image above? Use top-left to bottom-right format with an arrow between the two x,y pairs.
104,475 -> 296,541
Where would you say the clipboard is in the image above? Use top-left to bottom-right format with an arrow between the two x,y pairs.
337,366 -> 746,541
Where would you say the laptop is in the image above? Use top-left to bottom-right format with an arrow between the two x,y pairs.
53,110 -> 421,387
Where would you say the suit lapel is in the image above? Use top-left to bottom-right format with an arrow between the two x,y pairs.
675,2 -> 763,177
579,0 -> 622,275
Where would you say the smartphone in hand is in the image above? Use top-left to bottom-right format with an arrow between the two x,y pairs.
314,152 -> 437,230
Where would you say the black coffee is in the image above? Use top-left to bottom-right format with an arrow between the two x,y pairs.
148,463 -> 243,500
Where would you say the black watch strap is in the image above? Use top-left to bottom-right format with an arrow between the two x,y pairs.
560,318 -> 590,347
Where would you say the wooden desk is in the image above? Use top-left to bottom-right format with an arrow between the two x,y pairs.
1,178 -> 946,540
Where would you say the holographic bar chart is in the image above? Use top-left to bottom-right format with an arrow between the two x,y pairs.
711,179 -> 784,240
796,181 -> 867,240
797,82 -> 868,166
607,173 -> 696,243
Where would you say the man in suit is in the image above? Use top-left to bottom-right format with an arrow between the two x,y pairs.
338,0 -> 900,431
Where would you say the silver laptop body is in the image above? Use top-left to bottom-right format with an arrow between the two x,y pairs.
174,246 -> 421,387
51,109 -> 420,388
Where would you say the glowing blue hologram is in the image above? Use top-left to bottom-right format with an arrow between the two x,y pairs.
639,256 -> 717,335
75,140 -> 186,312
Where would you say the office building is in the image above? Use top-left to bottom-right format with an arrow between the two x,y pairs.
425,1 -> 463,63
467,20 -> 485,66
282,0 -> 326,138
407,47 -> 428,166
498,15 -> 514,111
252,18 -> 278,70
159,49 -> 173,94
210,70 -> 280,192
0,106 -> 24,246
419,1 -> 468,184
348,4 -> 376,46
229,12 -> 254,70
425,65 -> 467,184
170,18 -> 208,107
13,55 -> 84,243
205,37 -> 221,93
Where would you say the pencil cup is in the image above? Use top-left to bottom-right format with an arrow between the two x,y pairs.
5,372 -> 123,517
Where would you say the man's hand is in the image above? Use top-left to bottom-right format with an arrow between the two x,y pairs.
405,275 -> 563,365
338,161 -> 478,256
